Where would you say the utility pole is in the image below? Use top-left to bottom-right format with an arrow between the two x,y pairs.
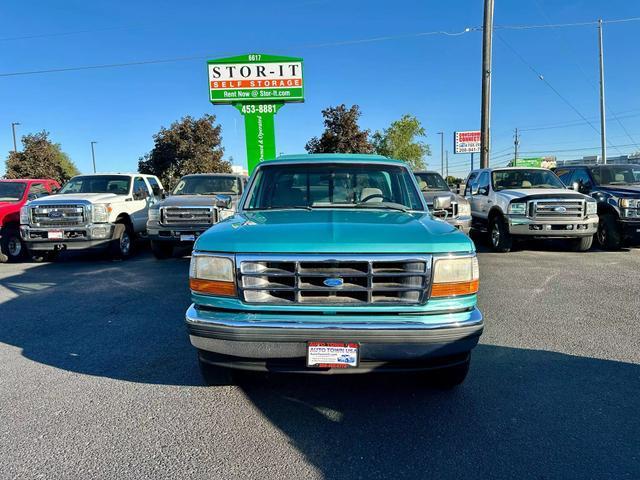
598,19 -> 607,165
11,122 -> 20,152
480,0 -> 495,168
90,141 -> 98,173
437,132 -> 444,175
445,150 -> 449,179
514,128 -> 520,166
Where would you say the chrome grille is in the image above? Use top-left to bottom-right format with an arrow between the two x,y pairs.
30,204 -> 86,227
532,200 -> 585,220
237,254 -> 431,305
432,202 -> 458,219
161,207 -> 216,226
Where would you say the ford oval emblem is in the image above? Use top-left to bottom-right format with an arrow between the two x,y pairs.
553,206 -> 567,213
48,210 -> 63,218
323,278 -> 344,288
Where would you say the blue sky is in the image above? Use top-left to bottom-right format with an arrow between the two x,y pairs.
1,0 -> 639,179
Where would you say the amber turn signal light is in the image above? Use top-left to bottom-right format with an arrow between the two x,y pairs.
431,279 -> 479,298
189,278 -> 236,297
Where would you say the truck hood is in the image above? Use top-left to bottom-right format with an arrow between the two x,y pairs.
598,184 -> 640,197
194,209 -> 474,254
29,193 -> 124,204
421,190 -> 468,205
496,188 -> 587,202
154,195 -> 221,208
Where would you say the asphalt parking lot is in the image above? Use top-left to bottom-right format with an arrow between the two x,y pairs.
1,243 -> 639,479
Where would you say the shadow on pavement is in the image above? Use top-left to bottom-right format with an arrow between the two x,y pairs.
240,345 -> 639,479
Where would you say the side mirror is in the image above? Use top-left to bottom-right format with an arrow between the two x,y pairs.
28,193 -> 38,201
215,194 -> 232,209
471,184 -> 479,195
152,185 -> 162,197
572,182 -> 581,192
433,195 -> 452,211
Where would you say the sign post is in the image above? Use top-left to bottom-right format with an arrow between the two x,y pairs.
208,53 -> 304,173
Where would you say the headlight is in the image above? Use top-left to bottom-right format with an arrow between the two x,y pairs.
189,254 -> 236,296
20,206 -> 30,224
92,204 -> 111,223
507,202 -> 526,215
148,209 -> 160,221
431,256 -> 479,297
620,198 -> 639,209
457,202 -> 471,216
586,201 -> 597,215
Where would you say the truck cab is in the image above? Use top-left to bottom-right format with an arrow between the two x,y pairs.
20,173 -> 163,260
185,154 -> 483,387
0,178 -> 60,262
464,167 -> 598,252
554,164 -> 640,249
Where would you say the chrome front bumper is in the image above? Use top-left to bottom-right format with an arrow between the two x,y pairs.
507,215 -> 598,237
20,224 -> 115,250
185,304 -> 483,362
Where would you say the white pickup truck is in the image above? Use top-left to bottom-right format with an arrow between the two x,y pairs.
464,167 -> 598,252
20,173 -> 164,260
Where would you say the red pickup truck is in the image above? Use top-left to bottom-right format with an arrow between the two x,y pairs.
0,179 -> 60,262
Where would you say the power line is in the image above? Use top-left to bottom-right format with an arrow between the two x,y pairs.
494,16 -> 640,30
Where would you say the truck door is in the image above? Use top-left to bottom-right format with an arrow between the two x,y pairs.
130,176 -> 152,232
469,171 -> 491,223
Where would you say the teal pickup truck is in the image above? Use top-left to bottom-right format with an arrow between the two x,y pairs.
186,154 -> 483,387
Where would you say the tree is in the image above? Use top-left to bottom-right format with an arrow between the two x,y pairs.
138,114 -> 230,189
305,104 -> 374,154
5,131 -> 79,183
372,114 -> 431,170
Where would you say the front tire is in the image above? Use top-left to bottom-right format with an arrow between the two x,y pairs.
0,228 -> 26,263
596,213 -> 622,250
569,235 -> 593,252
110,222 -> 134,259
489,215 -> 513,252
151,240 -> 174,259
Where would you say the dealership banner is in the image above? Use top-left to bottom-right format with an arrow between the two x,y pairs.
454,131 -> 481,154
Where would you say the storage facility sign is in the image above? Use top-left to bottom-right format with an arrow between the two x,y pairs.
208,54 -> 304,104
454,131 -> 481,154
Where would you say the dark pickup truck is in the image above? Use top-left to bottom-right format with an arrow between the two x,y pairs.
554,164 -> 640,249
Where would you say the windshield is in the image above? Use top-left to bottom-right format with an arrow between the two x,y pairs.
414,172 -> 449,191
492,169 -> 565,191
0,182 -> 27,202
59,175 -> 131,194
591,165 -> 640,185
245,163 -> 424,211
172,176 -> 240,195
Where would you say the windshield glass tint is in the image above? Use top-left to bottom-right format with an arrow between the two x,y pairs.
0,182 -> 27,202
59,176 -> 131,194
173,176 -> 239,195
492,169 -> 564,191
414,172 -> 449,191
246,163 -> 424,211
591,166 -> 640,185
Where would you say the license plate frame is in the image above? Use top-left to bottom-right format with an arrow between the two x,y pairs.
47,230 -> 64,240
306,342 -> 359,369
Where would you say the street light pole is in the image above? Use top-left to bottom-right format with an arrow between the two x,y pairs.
445,150 -> 449,179
90,141 -> 98,173
598,19 -> 607,165
437,132 -> 444,176
11,122 -> 20,152
480,0 -> 495,169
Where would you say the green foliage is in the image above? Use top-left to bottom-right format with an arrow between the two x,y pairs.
4,131 -> 79,183
446,176 -> 463,185
372,114 -> 431,170
138,114 -> 230,189
305,104 -> 374,154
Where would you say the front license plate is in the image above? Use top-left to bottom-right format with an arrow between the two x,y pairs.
307,342 -> 359,368
47,230 -> 64,240
180,234 -> 196,242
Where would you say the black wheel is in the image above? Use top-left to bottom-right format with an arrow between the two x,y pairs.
0,228 -> 26,263
31,250 -> 60,263
596,213 -> 622,250
198,351 -> 235,386
150,240 -> 174,259
430,356 -> 471,389
110,222 -> 134,259
569,235 -> 593,252
489,215 -> 512,252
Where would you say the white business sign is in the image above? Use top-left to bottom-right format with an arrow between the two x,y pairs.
454,131 -> 481,154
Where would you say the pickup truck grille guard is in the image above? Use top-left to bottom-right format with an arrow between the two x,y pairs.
160,206 -> 217,226
236,254 -> 432,306
527,199 -> 586,220
29,204 -> 87,227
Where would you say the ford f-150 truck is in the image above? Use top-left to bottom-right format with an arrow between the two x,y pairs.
465,167 -> 598,252
414,170 -> 472,234
185,154 -> 483,387
20,173 -> 163,260
0,178 -> 60,262
554,164 -> 640,249
147,173 -> 247,259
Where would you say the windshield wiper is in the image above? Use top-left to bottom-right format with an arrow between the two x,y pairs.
259,206 -> 313,211
353,202 -> 410,213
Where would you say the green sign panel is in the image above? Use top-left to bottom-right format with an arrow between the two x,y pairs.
207,53 -> 304,173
